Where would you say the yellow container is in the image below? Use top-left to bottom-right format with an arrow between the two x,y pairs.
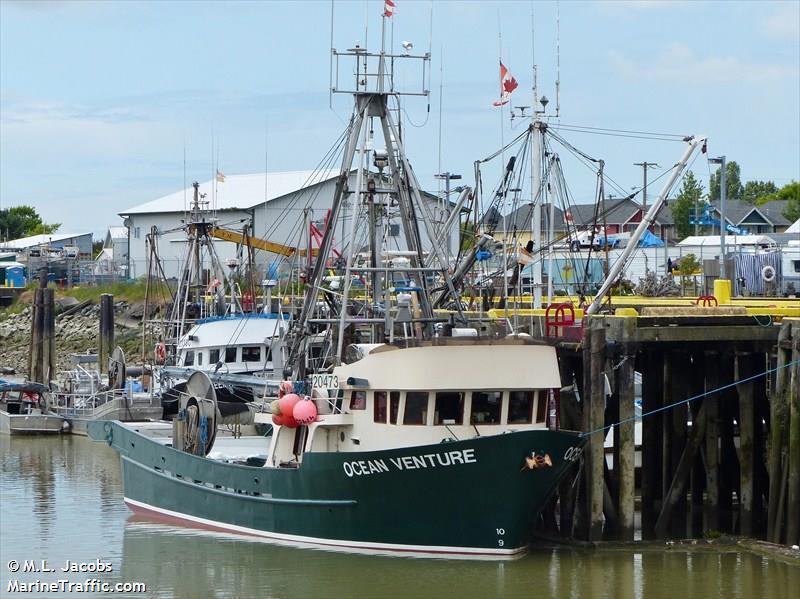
713,279 -> 732,305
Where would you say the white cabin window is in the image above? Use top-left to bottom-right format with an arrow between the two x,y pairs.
536,391 -> 547,423
197,352 -> 203,366
209,349 -> 220,364
225,347 -> 237,363
471,391 -> 503,425
389,391 -> 400,424
403,392 -> 429,425
184,351 -> 195,367
374,392 -> 387,423
350,391 -> 366,411
242,346 -> 261,362
508,391 -> 534,424
434,392 -> 464,425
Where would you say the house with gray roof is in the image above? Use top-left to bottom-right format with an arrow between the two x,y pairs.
707,200 -> 792,235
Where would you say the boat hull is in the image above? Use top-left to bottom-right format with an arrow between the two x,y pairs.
91,421 -> 585,558
0,410 -> 67,435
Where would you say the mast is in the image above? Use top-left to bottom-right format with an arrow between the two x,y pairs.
530,67 -> 543,309
288,16 -> 461,376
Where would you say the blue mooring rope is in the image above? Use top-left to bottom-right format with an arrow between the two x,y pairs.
581,358 -> 800,438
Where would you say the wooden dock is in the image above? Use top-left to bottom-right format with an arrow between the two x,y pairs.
534,308 -> 800,547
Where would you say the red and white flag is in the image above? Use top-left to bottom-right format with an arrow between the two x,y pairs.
492,61 -> 518,107
384,0 -> 395,18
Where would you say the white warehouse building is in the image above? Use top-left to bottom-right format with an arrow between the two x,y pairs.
120,170 -> 460,280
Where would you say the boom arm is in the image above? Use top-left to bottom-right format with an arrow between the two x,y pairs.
586,135 -> 707,315
210,227 -> 319,258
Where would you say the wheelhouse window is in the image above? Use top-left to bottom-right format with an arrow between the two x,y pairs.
225,347 -> 237,363
508,391 -> 535,424
374,392 -> 387,423
434,392 -> 464,425
209,349 -> 220,364
404,392 -> 429,425
350,391 -> 366,411
242,346 -> 261,362
197,352 -> 203,366
536,391 -> 547,423
389,391 -> 400,424
471,391 -> 503,424
184,350 -> 195,366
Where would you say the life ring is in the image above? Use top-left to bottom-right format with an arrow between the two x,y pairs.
154,342 -> 167,364
761,265 -> 776,283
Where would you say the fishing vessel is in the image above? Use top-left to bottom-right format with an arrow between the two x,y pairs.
91,14 -> 587,558
48,350 -> 163,436
0,381 -> 69,435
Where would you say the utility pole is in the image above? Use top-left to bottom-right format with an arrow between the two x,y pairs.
709,156 -> 727,280
634,161 -> 659,210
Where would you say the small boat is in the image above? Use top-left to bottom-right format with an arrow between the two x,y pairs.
0,381 -> 69,435
49,349 -> 163,436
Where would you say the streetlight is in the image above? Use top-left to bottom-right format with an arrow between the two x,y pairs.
708,156 -> 727,280
434,172 -> 462,265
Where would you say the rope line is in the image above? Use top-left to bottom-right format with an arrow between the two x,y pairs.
581,358 -> 800,438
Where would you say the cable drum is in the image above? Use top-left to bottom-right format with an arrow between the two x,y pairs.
761,265 -> 776,283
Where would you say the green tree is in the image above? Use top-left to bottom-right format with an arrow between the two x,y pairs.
740,180 -> 778,204
708,160 -> 743,203
756,181 -> 799,221
671,171 -> 705,240
0,205 -> 60,240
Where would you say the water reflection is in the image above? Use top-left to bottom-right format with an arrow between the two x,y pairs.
2,436 -> 798,599
120,519 -> 800,599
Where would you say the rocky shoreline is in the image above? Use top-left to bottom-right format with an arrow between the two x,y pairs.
0,300 -> 148,376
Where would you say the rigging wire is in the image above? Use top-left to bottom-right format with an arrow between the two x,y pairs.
582,359 -> 800,439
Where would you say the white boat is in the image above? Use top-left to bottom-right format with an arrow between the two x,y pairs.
0,381 -> 69,435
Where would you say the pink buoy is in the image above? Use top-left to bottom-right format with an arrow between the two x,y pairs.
278,393 -> 301,418
272,413 -> 286,426
293,398 -> 318,425
282,414 -> 299,428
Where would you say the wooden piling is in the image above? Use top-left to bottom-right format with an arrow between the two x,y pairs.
585,317 -> 606,541
99,294 -> 115,374
616,347 -> 636,541
641,349 -> 664,539
736,351 -> 756,537
41,288 -> 53,383
719,352 -> 737,533
787,321 -> 800,546
767,322 -> 791,542
655,399 -> 708,537
669,351 -> 689,537
703,350 -> 720,533
28,288 -> 41,381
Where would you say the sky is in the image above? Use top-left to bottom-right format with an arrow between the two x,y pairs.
1,0 -> 798,238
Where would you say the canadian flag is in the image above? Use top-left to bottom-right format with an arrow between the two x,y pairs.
492,61 -> 518,107
384,0 -> 395,18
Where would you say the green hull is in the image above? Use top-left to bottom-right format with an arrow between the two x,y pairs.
90,421 -> 585,558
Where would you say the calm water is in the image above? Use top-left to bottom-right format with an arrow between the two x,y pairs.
1,435 -> 798,599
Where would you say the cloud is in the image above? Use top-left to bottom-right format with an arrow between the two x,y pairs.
760,5 -> 800,40
608,43 -> 799,84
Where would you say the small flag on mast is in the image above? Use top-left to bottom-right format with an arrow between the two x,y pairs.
492,62 -> 518,107
384,0 -> 395,18
216,169 -> 226,183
